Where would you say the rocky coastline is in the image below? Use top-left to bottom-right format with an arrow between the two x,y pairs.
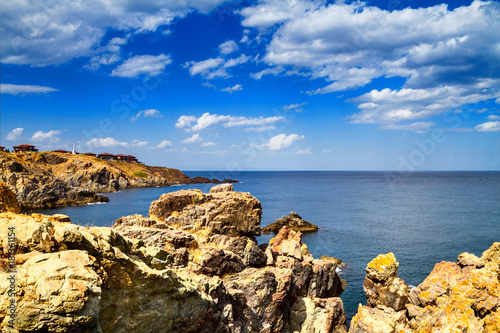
0,151 -> 236,209
0,184 -> 498,332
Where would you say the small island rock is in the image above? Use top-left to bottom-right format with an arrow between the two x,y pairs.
262,211 -> 319,233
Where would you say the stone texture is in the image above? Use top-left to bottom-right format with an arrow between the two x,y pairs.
348,243 -> 500,333
149,189 -> 262,236
0,204 -> 348,333
210,184 -> 233,193
262,212 -> 319,233
0,182 -> 21,213
363,253 -> 409,312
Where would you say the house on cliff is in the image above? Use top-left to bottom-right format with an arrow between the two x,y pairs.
13,144 -> 38,153
0,146 -> 5,151
98,153 -> 114,160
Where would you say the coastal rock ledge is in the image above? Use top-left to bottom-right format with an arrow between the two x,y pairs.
349,244 -> 500,333
0,186 -> 348,333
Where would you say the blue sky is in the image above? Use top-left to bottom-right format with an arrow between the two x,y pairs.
1,0 -> 499,171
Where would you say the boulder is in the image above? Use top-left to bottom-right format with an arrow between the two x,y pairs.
262,212 -> 319,233
149,189 -> 262,236
210,183 -> 233,193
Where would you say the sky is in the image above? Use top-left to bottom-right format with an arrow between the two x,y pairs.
1,0 -> 499,171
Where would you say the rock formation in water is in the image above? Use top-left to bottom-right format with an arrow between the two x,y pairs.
0,151 -> 236,209
262,212 -> 319,233
0,186 -> 348,333
349,245 -> 500,333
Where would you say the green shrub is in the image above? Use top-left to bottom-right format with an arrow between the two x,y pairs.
133,172 -> 148,178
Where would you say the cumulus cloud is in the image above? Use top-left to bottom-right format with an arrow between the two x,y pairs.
201,141 -> 217,147
6,128 -> 24,141
182,134 -> 203,144
475,121 -> 500,132
219,40 -> 239,54
184,54 -> 250,79
86,137 -> 129,147
220,84 -> 243,94
31,130 -> 62,143
175,112 -> 285,131
349,84 -> 500,124
0,0 -> 227,67
157,140 -> 172,148
1,84 -> 58,95
131,109 -> 163,121
111,54 -> 171,78
240,0 -> 500,125
255,133 -> 304,150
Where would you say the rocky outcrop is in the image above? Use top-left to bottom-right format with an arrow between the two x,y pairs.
0,186 -> 347,333
0,182 -> 21,213
349,244 -> 500,333
262,212 -> 319,233
149,188 -> 262,237
0,151 -> 236,209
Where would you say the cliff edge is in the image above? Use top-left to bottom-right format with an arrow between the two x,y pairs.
0,186 -> 347,333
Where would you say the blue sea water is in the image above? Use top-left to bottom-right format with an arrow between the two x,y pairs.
31,171 -> 500,320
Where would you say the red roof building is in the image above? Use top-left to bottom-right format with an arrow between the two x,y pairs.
98,153 -> 114,160
53,149 -> 71,154
13,144 -> 38,153
114,154 -> 130,161
127,155 -> 139,163
84,152 -> 96,157
0,146 -> 5,151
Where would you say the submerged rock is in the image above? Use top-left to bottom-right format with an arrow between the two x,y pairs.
262,212 -> 319,233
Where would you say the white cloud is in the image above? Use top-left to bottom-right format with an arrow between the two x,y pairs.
283,102 -> 308,112
380,122 -> 435,132
157,140 -> 172,148
1,84 -> 58,95
182,134 -> 203,144
184,54 -> 250,79
245,126 -> 276,132
31,130 -> 62,143
475,121 -> 500,132
251,66 -> 284,80
6,128 -> 23,141
0,0 -> 227,67
221,84 -> 243,94
255,133 -> 304,150
240,0 -> 500,125
201,141 -> 217,147
131,109 -> 163,121
294,147 -> 311,155
86,137 -> 129,147
111,54 -> 171,78
487,115 -> 500,120
349,84 -> 500,124
219,40 -> 239,54
131,140 -> 148,147
175,112 -> 285,131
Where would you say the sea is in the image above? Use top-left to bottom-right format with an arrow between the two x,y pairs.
30,171 -> 500,320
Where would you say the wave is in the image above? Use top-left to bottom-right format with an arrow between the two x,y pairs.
87,202 -> 108,205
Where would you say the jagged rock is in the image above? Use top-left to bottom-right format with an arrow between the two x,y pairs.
149,188 -> 262,236
349,305 -> 409,333
210,183 -> 233,193
363,253 -> 409,311
262,212 -> 319,233
289,297 -> 348,333
457,252 -> 485,268
0,182 -> 21,213
349,243 -> 500,333
321,255 -> 347,268
0,191 -> 348,333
